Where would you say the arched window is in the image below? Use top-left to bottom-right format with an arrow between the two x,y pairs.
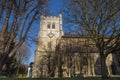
47,23 -> 50,29
52,23 -> 55,29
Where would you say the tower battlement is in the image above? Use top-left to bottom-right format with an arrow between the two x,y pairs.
40,14 -> 62,20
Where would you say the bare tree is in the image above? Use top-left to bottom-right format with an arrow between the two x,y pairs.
15,42 -> 31,75
64,0 -> 120,78
0,42 -> 30,77
33,40 -> 57,77
0,0 -> 47,69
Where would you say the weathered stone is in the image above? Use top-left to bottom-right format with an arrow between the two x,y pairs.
33,14 -> 120,78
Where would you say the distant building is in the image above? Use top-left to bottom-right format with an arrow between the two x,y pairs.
27,62 -> 33,77
32,14 -> 120,78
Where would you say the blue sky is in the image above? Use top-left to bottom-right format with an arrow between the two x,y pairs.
47,0 -> 63,15
29,0 -> 63,63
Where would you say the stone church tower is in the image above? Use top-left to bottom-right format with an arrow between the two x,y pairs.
32,14 -> 64,77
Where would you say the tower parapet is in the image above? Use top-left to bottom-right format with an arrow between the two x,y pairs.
39,13 -> 63,38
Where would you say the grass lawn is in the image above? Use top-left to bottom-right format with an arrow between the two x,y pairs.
0,75 -> 120,80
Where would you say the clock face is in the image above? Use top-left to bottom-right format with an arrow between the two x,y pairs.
47,32 -> 54,38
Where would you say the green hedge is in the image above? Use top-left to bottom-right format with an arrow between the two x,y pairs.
16,74 -> 27,78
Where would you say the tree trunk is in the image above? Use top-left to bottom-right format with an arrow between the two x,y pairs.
87,58 -> 91,76
91,61 -> 95,76
0,54 -> 9,69
78,56 -> 83,77
58,53 -> 63,77
100,53 -> 108,79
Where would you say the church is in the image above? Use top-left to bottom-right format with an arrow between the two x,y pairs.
32,14 -> 120,78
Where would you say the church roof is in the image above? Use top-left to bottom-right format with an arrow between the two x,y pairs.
62,34 -> 88,38
62,34 -> 110,39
